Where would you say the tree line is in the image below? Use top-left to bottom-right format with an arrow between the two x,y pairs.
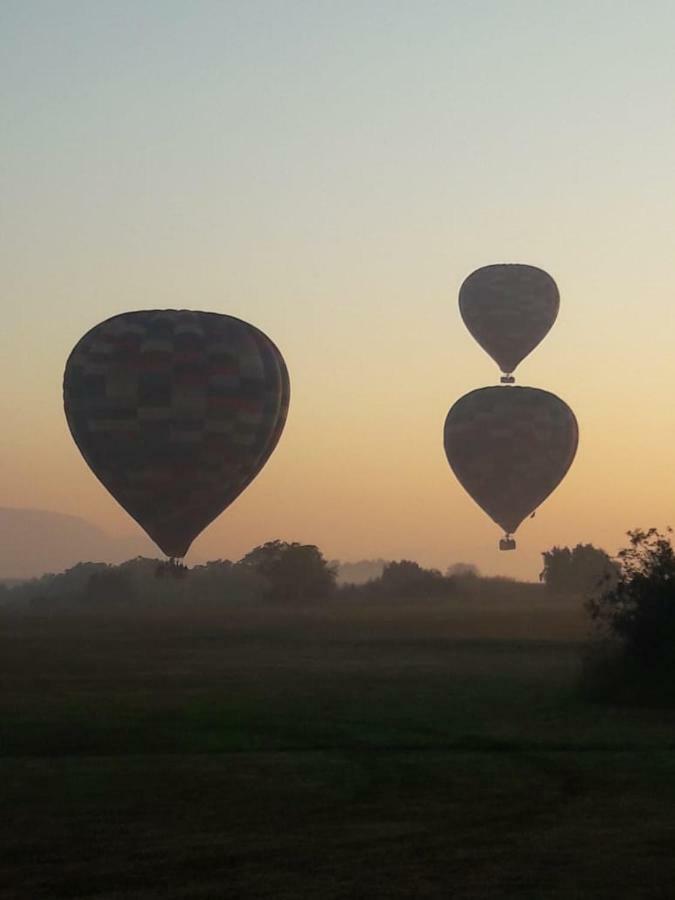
0,537 -> 621,612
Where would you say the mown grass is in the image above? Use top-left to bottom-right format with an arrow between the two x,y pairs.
2,599 -> 675,898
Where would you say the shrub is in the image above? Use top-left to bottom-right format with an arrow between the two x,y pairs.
582,528 -> 675,704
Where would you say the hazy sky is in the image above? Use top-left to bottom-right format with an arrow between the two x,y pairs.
3,1 -> 675,578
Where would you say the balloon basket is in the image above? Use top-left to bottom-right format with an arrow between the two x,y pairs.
499,537 -> 516,551
500,375 -> 515,384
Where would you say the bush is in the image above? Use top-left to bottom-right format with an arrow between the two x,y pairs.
582,528 -> 675,704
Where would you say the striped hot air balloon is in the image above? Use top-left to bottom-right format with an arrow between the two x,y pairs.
63,310 -> 289,560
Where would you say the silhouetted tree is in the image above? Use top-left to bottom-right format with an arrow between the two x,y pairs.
540,543 -> 618,596
238,540 -> 336,603
579,528 -> 675,705
2,551 -> 297,609
20,562 -> 109,609
377,560 -> 447,598
587,528 -> 675,664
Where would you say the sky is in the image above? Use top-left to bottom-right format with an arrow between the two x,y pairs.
2,0 -> 675,579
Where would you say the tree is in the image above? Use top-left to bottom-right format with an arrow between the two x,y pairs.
540,543 -> 618,596
237,540 -> 336,603
587,528 -> 675,666
580,528 -> 675,705
377,560 -> 447,598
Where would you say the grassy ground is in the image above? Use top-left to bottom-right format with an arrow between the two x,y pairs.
2,599 -> 675,899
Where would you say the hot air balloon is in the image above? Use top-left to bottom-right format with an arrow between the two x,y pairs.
459,264 -> 559,381
443,386 -> 577,550
63,310 -> 289,561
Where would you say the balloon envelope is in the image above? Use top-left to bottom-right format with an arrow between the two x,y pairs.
459,264 -> 559,375
63,310 -> 290,558
444,386 -> 578,536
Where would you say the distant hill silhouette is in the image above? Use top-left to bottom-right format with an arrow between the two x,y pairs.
0,508 -> 153,579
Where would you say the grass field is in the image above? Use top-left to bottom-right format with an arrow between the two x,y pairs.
2,597 -> 675,899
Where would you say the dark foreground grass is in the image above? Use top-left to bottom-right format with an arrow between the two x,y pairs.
2,600 -> 675,899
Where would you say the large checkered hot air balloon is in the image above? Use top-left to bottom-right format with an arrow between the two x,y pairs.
444,386 -> 578,550
459,264 -> 559,382
63,311 -> 289,560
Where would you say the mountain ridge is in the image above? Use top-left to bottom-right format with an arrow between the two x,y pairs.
0,507 -> 154,579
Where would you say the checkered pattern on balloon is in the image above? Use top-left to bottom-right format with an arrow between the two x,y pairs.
444,265 -> 578,551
